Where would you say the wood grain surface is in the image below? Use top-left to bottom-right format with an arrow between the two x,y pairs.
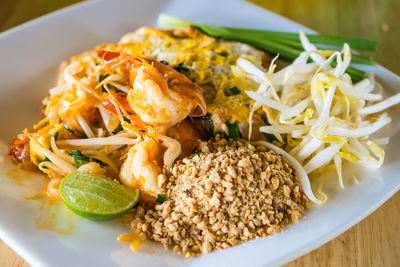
1,0 -> 399,266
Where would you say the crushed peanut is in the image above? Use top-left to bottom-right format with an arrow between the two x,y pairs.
128,138 -> 309,257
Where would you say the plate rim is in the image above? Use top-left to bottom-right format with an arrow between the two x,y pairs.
0,1 -> 399,266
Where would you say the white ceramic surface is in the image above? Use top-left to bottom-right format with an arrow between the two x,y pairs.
0,0 -> 399,266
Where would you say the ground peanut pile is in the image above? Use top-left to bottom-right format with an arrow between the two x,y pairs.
130,138 -> 310,257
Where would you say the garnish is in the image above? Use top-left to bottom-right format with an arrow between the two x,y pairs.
99,73 -> 110,93
60,172 -> 140,220
173,62 -> 191,77
261,114 -> 278,143
70,150 -> 90,168
123,117 -> 131,123
112,123 -> 123,135
224,86 -> 241,96
156,194 -> 168,203
227,121 -> 240,140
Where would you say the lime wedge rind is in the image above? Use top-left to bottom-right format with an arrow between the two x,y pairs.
59,172 -> 140,221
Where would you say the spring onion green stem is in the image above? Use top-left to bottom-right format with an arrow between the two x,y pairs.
226,27 -> 377,51
331,62 -> 366,83
244,32 -> 373,65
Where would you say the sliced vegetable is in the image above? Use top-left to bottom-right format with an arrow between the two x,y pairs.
112,123 -> 123,135
173,62 -> 191,77
156,194 -> 168,203
99,73 -> 109,82
261,114 -> 278,143
224,26 -> 377,51
91,158 -> 104,166
224,86 -> 241,96
60,172 -> 140,220
241,31 -> 397,194
99,73 -> 110,92
228,121 -> 240,140
70,150 -> 90,168
359,92 -> 400,115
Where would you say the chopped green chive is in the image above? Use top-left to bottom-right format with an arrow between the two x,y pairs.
112,123 -> 123,135
70,150 -> 90,161
70,150 -> 90,168
261,114 -> 278,143
216,51 -> 228,57
156,194 -> 168,203
174,62 -> 191,77
227,121 -> 240,140
160,60 -> 169,65
73,158 -> 84,168
91,158 -> 104,166
225,27 -> 377,51
225,86 -> 241,96
99,73 -> 109,83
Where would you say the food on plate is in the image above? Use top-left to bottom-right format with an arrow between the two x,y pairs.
7,13 -> 400,257
126,137 -> 309,256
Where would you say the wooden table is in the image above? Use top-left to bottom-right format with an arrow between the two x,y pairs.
1,0 -> 399,266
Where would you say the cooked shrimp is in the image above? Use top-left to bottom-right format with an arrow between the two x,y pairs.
119,138 -> 164,196
166,119 -> 203,158
97,51 -> 206,128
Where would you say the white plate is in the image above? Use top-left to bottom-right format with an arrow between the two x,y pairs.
0,0 -> 399,266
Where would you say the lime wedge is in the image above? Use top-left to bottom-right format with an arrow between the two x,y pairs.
59,172 -> 139,221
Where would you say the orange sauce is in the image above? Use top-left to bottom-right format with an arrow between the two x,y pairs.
1,144 -> 77,235
2,150 -> 47,198
34,198 -> 76,235
118,230 -> 145,252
